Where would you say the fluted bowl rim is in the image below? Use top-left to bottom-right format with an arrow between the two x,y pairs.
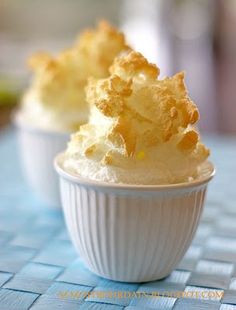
54,153 -> 215,192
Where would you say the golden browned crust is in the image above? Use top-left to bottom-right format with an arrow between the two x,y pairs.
68,51 -> 209,166
82,51 -> 209,164
86,75 -> 132,117
28,52 -> 53,71
108,116 -> 137,157
26,20 -> 130,114
177,130 -> 199,152
77,20 -> 131,76
84,144 -> 97,157
110,51 -> 159,80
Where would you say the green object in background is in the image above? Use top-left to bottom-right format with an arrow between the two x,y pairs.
0,78 -> 20,107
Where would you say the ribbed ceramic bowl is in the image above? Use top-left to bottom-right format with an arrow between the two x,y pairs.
55,153 -> 215,282
14,112 -> 70,208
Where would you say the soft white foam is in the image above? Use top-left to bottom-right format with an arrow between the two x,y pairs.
19,92 -> 87,132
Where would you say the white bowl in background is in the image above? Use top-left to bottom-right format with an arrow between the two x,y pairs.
55,153 -> 215,282
14,112 -> 70,208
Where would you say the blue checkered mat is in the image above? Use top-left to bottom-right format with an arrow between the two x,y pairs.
0,127 -> 236,310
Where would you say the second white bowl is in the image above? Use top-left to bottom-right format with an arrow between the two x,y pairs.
14,112 -> 70,207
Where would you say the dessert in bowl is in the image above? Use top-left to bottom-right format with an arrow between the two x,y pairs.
14,21 -> 130,207
55,51 -> 214,281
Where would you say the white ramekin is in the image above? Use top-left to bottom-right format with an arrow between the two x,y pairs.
55,154 -> 215,282
14,112 -> 70,208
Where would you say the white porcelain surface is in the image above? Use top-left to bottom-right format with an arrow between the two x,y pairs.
55,154 -> 214,282
15,115 -> 70,207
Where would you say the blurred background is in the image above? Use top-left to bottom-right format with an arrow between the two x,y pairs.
0,0 -> 235,133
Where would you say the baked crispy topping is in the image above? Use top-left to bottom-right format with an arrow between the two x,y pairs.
177,130 -> 199,152
26,21 -> 130,115
108,116 -> 137,157
67,50 -> 209,170
84,144 -> 97,157
110,51 -> 159,80
86,75 -> 132,117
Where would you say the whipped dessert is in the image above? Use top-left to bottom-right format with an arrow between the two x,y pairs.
64,51 -> 210,185
19,21 -> 130,132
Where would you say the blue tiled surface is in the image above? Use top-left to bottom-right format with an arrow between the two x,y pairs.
0,126 -> 236,309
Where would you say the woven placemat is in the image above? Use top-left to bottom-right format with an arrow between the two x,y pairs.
0,127 -> 236,310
